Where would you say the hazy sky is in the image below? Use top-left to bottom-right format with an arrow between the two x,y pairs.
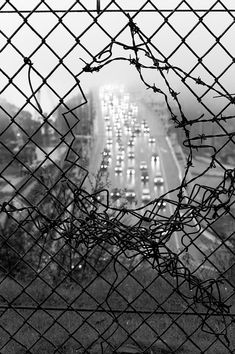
0,0 -> 235,116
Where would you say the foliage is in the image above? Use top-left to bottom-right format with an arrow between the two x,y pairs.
55,91 -> 94,138
0,101 -> 17,150
0,144 -> 116,286
0,219 -> 27,277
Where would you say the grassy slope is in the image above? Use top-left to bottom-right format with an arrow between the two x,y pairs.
0,262 -> 234,353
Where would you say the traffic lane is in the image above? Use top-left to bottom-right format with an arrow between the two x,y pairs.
97,128 -> 176,249
156,136 -> 181,193
107,139 -> 140,207
100,100 -> 167,209
157,135 -> 218,265
135,103 -> 185,251
100,107 -> 176,233
112,135 -> 169,218
82,90 -> 111,193
128,134 -> 155,206
123,124 -> 190,253
98,92 -> 220,272
156,136 -> 193,252
137,105 -> 217,256
139,128 -> 221,264
109,145 -> 140,204
136,104 -> 182,201
137,103 -> 166,137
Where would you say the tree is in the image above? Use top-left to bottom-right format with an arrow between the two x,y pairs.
0,218 -> 27,277
15,110 -> 43,146
0,105 -> 16,144
211,210 -> 235,287
55,91 -> 94,138
0,101 -> 18,164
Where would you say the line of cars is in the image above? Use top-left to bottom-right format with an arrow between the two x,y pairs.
99,85 -> 166,209
100,147 -> 111,172
138,157 -> 166,209
111,90 -> 139,205
100,86 -> 138,205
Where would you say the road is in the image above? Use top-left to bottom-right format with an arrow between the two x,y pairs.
92,85 -> 222,277
95,86 -> 179,249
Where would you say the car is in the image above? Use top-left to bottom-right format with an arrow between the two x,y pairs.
110,188 -> 121,200
143,127 -> 150,134
116,130 -> 122,138
106,124 -> 112,132
128,151 -> 135,160
154,175 -> 164,185
134,124 -> 141,134
131,131 -> 136,138
102,155 -> 111,165
141,170 -> 149,182
127,167 -> 135,175
157,200 -> 167,210
115,166 -> 123,174
107,137 -> 113,145
114,122 -> 121,130
140,161 -> 148,170
127,139 -> 134,147
141,188 -> 151,204
116,154 -> 124,164
116,136 -> 123,145
150,223 -> 169,242
118,148 -> 125,158
100,161 -> 109,171
130,116 -> 137,124
102,154 -> 111,164
125,189 -> 136,200
148,136 -> 156,144
152,153 -> 159,162
104,115 -> 110,121
118,144 -> 125,152
92,193 -> 105,203
141,119 -> 147,128
126,126 -> 132,134
102,148 -> 111,157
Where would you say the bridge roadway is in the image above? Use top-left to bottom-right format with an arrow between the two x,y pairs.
82,87 -> 220,276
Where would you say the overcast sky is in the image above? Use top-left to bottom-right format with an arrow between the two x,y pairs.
0,0 -> 235,116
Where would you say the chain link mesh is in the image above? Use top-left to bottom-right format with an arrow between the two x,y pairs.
0,1 -> 235,353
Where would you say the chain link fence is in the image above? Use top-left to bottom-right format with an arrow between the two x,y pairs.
0,1 -> 235,353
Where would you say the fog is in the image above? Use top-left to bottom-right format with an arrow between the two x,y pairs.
0,1 -> 235,116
